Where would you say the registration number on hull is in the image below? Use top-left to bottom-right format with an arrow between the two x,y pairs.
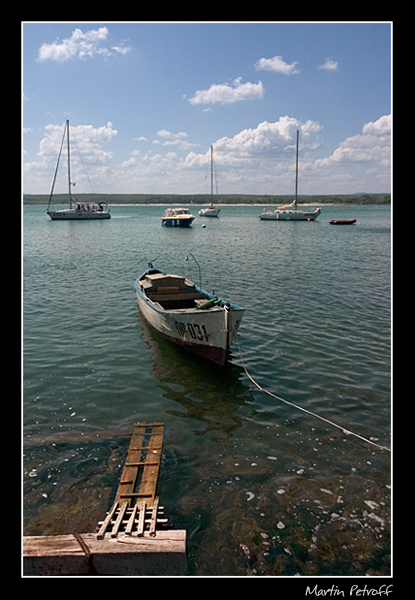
175,321 -> 209,342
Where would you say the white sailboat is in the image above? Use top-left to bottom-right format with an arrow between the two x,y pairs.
259,130 -> 321,221
46,120 -> 111,220
199,146 -> 220,217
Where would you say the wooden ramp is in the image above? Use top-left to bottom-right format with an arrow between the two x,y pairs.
97,422 -> 166,540
23,422 -> 187,576
115,421 -> 164,507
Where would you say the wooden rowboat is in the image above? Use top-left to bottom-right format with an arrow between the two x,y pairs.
135,263 -> 245,366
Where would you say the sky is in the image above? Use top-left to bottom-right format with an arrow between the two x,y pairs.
22,22 -> 392,196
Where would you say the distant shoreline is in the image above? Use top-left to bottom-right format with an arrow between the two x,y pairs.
23,192 -> 391,206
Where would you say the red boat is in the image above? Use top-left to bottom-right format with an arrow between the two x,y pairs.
329,219 -> 357,225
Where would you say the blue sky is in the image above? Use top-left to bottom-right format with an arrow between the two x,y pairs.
22,22 -> 391,195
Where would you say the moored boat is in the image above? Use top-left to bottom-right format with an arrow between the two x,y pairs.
259,130 -> 321,222
46,120 -> 111,221
199,204 -> 220,217
134,263 -> 245,366
162,207 -> 195,227
199,146 -> 221,217
329,219 -> 357,225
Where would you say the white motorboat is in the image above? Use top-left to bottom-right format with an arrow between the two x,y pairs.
259,130 -> 321,221
161,207 -> 195,227
135,263 -> 244,366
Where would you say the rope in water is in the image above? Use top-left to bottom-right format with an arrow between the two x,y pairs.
236,343 -> 391,453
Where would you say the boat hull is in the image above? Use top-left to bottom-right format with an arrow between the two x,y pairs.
199,208 -> 220,217
161,217 -> 194,227
47,209 -> 111,220
260,208 -> 321,221
135,280 -> 244,366
329,219 -> 357,225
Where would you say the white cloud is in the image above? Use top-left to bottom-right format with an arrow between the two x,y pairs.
188,77 -> 265,105
315,114 -> 391,168
184,116 -> 322,169
152,129 -> 198,150
38,27 -> 131,62
156,129 -> 187,140
318,58 -> 339,71
39,121 -> 118,163
255,55 -> 300,75
362,114 -> 391,136
24,115 -> 391,195
24,121 -> 118,193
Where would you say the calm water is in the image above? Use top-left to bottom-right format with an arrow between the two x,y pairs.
23,204 -> 391,576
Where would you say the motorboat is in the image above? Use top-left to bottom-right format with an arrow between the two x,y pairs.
161,208 -> 195,227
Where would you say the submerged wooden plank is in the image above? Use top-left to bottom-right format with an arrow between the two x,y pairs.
136,425 -> 163,503
114,422 -> 164,507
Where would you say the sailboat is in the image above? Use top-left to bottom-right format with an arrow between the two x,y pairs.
259,130 -> 321,221
199,146 -> 220,217
46,120 -> 111,220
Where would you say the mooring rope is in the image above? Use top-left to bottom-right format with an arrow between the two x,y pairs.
236,343 -> 391,453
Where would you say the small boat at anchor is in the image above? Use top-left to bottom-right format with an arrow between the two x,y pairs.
46,120 -> 111,220
199,204 -> 220,218
135,262 -> 245,366
199,146 -> 220,218
162,207 -> 195,227
259,130 -> 321,222
329,219 -> 357,225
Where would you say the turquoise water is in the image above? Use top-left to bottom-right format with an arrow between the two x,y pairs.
23,204 -> 391,576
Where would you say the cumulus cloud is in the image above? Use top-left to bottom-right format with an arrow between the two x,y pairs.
38,27 -> 131,62
318,58 -> 339,71
24,121 -> 118,193
184,116 -> 322,169
188,77 -> 265,105
255,55 -> 300,75
315,114 -> 391,168
152,129 -> 198,150
38,121 -> 118,164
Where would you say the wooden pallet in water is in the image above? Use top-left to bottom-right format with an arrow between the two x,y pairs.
97,422 -> 165,540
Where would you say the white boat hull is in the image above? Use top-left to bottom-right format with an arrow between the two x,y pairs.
259,207 -> 321,221
135,271 -> 244,366
199,207 -> 220,217
47,209 -> 111,220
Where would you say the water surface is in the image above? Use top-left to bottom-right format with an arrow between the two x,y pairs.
23,204 -> 391,575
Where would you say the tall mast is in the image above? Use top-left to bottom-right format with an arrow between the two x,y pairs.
295,130 -> 299,209
210,145 -> 213,196
47,123 -> 66,212
66,119 -> 72,208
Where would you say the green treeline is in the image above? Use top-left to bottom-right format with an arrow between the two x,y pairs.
23,193 -> 391,206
